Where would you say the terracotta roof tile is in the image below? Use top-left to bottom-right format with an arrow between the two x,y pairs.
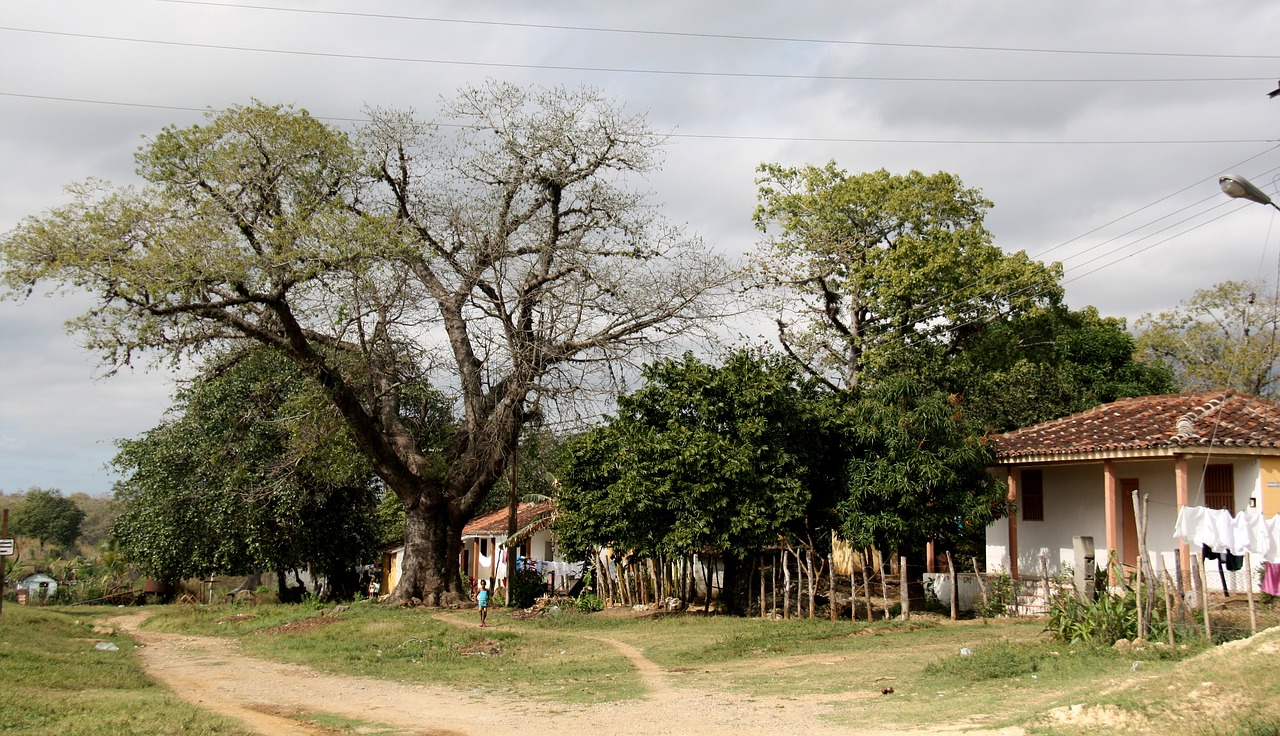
991,391 -> 1280,460
462,500 -> 555,537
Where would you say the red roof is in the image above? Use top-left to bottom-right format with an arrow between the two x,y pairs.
462,500 -> 555,537
991,391 -> 1280,460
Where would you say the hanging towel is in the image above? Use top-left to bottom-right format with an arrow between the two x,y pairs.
1264,562 -> 1280,596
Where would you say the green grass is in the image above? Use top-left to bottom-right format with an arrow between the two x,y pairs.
0,605 -> 252,736
29,601 -> 1278,735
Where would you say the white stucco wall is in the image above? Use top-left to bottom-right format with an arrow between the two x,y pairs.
986,456 -> 1264,591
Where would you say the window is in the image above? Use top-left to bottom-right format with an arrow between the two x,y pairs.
1204,464 -> 1235,514
1021,469 -> 1044,521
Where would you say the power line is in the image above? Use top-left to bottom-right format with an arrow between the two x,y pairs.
2,26 -> 1274,85
2,92 -> 1274,147
152,0 -> 1280,61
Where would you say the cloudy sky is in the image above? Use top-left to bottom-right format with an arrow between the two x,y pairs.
3,0 -> 1280,496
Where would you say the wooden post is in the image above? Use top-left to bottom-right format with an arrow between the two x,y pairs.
771,556 -> 777,617
861,550 -> 874,621
1197,554 -> 1212,642
1246,552 -> 1258,637
762,558 -> 768,620
945,550 -> 959,621
900,555 -> 909,619
1040,554 -> 1051,616
879,555 -> 890,620
1174,553 -> 1186,624
782,551 -> 791,620
972,558 -> 990,615
506,446 -> 519,608
829,552 -> 838,622
1159,562 -> 1176,647
1131,491 -> 1145,640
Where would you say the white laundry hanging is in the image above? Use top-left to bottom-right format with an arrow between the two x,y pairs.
1173,505 -> 1280,563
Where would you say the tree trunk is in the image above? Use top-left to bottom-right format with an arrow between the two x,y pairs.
392,495 -> 466,606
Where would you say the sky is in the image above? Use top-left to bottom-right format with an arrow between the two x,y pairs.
3,0 -> 1280,496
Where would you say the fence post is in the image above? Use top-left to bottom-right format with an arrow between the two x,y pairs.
900,555 -> 909,619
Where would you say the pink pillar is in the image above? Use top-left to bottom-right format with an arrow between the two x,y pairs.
1006,468 -> 1019,579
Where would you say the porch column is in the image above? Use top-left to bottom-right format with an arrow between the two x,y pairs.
925,541 -> 935,573
1006,468 -> 1019,579
1175,454 -> 1190,578
1104,459 -> 1119,585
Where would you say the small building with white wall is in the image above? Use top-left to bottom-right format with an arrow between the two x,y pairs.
985,391 -> 1280,592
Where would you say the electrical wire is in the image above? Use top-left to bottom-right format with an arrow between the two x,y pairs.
1,26 -> 1274,85
151,0 -> 1280,61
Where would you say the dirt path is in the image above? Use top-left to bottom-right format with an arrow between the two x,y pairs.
107,611 -> 1025,736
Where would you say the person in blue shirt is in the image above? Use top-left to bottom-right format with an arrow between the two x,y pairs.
477,579 -> 490,627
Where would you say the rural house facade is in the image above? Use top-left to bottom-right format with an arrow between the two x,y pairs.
985,391 -> 1280,591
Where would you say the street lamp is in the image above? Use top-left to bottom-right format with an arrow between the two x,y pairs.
1219,172 -> 1280,212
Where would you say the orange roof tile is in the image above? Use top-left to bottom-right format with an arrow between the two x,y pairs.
462,500 -> 555,537
991,391 -> 1280,460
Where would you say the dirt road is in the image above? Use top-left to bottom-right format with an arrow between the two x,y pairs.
108,611 -> 1025,736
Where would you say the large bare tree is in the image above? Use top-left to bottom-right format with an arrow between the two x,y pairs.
1,82 -> 736,603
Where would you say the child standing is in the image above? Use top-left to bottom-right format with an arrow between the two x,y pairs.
477,580 -> 490,627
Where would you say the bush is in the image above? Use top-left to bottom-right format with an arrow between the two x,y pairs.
924,641 -> 1041,681
508,568 -> 546,609
975,573 -> 1017,618
574,592 -> 605,613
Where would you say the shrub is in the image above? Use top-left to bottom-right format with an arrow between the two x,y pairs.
508,568 -> 546,609
574,592 -> 605,613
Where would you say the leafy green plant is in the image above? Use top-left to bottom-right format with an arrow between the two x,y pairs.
575,592 -> 605,613
508,568 -> 546,608
975,572 -> 1017,618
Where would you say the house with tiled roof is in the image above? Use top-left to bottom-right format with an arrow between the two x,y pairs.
380,500 -> 579,599
985,391 -> 1280,588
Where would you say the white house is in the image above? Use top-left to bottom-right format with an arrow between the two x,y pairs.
985,391 -> 1280,592
381,499 -> 583,598
16,572 -> 58,600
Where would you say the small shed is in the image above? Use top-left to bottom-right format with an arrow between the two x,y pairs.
16,572 -> 58,600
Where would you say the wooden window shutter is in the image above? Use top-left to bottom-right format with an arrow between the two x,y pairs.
1021,469 -> 1044,521
1203,464 -> 1235,514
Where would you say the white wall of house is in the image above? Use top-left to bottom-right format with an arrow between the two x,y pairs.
986,456 -> 1265,591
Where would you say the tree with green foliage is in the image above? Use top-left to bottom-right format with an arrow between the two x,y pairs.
12,487 -> 85,549
951,305 -> 1174,432
557,351 -> 844,611
837,376 -> 1007,554
1135,279 -> 1280,398
752,163 -> 1062,391
2,84 -> 734,603
111,347 -> 391,600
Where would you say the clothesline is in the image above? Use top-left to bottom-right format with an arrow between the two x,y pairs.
1172,505 -> 1280,563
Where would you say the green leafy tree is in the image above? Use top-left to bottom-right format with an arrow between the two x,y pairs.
557,351 -> 843,611
752,163 -> 1062,391
2,85 -> 734,603
111,347 -> 387,599
838,376 -> 1007,554
1135,279 -> 1280,398
953,305 -> 1174,432
12,487 -> 85,549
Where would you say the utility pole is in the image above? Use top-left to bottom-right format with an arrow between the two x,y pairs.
506,445 -> 519,607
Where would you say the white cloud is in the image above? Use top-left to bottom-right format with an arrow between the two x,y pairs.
4,0 -> 1280,492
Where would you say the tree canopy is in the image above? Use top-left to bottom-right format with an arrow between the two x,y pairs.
1,84 -> 735,602
557,351 -> 842,562
752,163 -> 1062,391
111,347 -> 387,598
11,487 -> 84,549
1135,279 -> 1280,398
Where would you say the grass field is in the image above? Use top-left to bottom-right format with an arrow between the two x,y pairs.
0,605 -> 252,736
7,600 -> 1280,735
